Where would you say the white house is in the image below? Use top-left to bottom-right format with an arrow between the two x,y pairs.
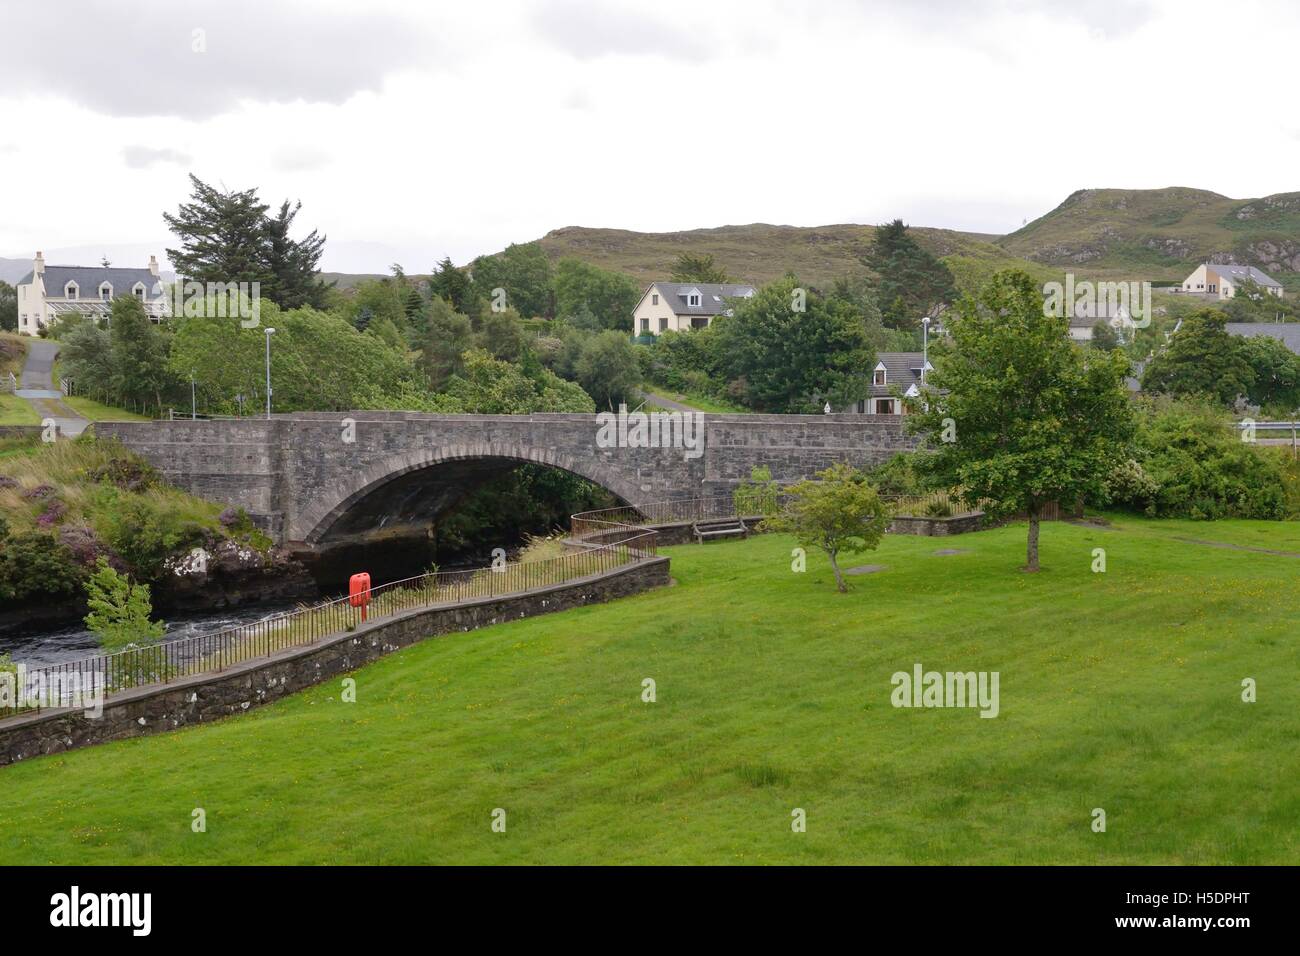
1180,262 -> 1283,300
838,351 -> 931,415
632,281 -> 756,335
1067,299 -> 1136,343
15,251 -> 169,333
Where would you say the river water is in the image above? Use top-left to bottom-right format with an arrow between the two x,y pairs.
0,600 -> 312,668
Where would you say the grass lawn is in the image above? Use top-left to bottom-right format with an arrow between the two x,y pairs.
0,393 -> 39,425
2,516 -> 1298,864
61,395 -> 151,422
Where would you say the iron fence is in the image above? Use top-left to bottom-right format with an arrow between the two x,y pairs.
1,521 -> 657,719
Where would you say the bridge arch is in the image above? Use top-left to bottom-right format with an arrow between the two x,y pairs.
296,441 -> 648,545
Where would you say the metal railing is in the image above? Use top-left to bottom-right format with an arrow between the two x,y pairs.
1,520 -> 657,719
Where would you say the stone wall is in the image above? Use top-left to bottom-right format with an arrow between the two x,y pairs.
97,413 -> 919,547
0,557 -> 669,767
889,512 -> 986,536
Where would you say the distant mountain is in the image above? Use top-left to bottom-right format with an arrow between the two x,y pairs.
997,187 -> 1300,288
0,257 -> 34,285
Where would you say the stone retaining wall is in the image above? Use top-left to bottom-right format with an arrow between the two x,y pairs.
0,557 -> 669,767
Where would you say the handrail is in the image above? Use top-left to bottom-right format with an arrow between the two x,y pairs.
1,516 -> 658,719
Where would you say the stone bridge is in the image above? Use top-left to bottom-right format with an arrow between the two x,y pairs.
97,412 -> 916,551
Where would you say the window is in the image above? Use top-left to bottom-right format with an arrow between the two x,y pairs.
873,368 -> 887,386
133,283 -> 146,301
651,294 -> 658,305
100,283 -> 112,301
691,316 -> 708,329
65,282 -> 78,300
688,293 -> 700,307
658,317 -> 667,333
875,399 -> 894,414
640,317 -> 649,333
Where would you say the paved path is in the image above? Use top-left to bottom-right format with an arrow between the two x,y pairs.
14,339 -> 88,437
642,390 -> 705,413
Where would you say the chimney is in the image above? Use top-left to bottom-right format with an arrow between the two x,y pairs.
34,251 -> 44,275
148,255 -> 159,277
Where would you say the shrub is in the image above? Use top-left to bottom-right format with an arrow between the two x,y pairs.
1121,399 -> 1291,519
0,530 -> 85,602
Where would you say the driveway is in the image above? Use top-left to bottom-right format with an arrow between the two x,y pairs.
14,339 -> 89,437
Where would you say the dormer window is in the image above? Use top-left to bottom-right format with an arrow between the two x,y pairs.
687,292 -> 701,307
99,282 -> 113,301
65,281 -> 79,300
132,282 -> 147,301
873,363 -> 887,386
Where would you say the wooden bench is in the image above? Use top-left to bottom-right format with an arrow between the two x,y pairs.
692,519 -> 748,544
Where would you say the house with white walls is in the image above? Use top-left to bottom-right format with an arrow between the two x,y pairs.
15,251 -> 168,333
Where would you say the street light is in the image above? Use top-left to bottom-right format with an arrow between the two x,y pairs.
921,316 -> 931,387
264,327 -> 276,420
190,370 -> 196,420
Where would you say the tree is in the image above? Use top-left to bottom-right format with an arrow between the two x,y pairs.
1090,321 -> 1120,351
430,257 -> 471,312
109,295 -> 173,414
576,330 -> 641,409
670,252 -> 731,283
264,199 -> 329,309
1141,310 -> 1255,406
1242,334 -> 1300,412
907,270 -> 1135,572
712,275 -> 874,412
468,242 -> 553,318
0,280 -> 16,332
478,307 -> 527,362
83,558 -> 166,652
442,349 -> 594,413
760,463 -> 890,592
863,219 -> 957,332
164,174 -> 328,310
164,174 -> 273,292
553,258 -> 641,331
420,298 -> 473,390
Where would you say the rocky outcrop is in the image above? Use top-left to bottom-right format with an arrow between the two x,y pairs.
155,540 -> 316,612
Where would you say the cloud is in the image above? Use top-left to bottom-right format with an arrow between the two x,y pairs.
123,145 -> 192,168
271,145 -> 333,172
0,0 -> 439,119
530,0 -> 714,61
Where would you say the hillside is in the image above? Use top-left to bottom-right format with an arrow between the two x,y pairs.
999,187 -> 1300,288
532,222 -> 1057,292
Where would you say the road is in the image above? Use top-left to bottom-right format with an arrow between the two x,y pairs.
14,339 -> 89,437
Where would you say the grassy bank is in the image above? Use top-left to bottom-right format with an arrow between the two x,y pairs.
1,515 -> 1296,864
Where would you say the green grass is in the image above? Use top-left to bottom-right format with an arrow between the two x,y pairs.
0,393 -> 39,425
61,395 -> 151,422
2,516 -> 1298,864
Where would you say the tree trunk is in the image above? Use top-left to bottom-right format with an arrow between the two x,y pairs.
828,549 -> 847,592
1025,506 -> 1041,573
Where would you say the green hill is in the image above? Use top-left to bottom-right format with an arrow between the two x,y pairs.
998,187 -> 1300,289
532,222 -> 1058,293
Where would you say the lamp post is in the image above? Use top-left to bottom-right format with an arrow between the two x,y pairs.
264,327 -> 276,420
921,316 -> 931,387
190,370 -> 196,420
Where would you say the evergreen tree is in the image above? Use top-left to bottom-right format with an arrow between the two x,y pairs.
670,252 -> 731,283
108,296 -> 173,414
863,219 -> 957,332
430,257 -> 471,312
420,298 -> 473,390
264,199 -> 329,309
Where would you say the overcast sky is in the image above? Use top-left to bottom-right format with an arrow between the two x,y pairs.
4,0 -> 1300,273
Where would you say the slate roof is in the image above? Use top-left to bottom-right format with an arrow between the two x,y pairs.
1225,322 -> 1300,355
20,265 -> 163,299
871,351 -> 929,398
647,281 -> 756,316
1204,263 -> 1282,288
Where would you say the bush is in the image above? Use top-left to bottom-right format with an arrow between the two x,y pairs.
0,529 -> 85,602
1119,399 -> 1292,519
